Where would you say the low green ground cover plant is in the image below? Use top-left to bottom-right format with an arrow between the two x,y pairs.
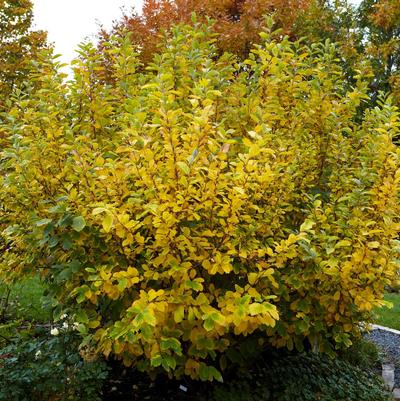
208,351 -> 392,401
204,338 -> 388,401
0,279 -> 109,401
339,337 -> 382,371
0,322 -> 109,401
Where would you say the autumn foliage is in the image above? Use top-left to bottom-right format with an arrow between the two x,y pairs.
1,21 -> 400,380
359,0 -> 400,102
0,0 -> 47,110
101,0 -> 312,64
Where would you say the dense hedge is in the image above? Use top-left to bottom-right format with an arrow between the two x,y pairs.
1,21 -> 400,379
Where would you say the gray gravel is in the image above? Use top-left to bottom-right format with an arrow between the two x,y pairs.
365,329 -> 400,364
365,329 -> 400,387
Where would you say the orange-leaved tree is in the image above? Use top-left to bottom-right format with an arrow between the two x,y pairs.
99,0 -> 313,65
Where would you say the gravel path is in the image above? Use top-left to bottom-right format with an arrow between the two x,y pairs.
366,329 -> 400,364
365,328 -> 400,387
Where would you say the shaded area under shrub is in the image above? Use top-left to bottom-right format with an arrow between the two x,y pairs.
103,349 -> 392,401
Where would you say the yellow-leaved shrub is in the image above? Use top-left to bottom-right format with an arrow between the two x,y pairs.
1,21 -> 400,380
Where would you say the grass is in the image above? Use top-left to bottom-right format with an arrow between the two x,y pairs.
0,276 -> 51,322
374,292 -> 400,330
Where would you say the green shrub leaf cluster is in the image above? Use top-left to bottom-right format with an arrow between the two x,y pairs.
0,326 -> 108,401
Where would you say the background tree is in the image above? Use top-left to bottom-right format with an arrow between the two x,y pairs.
99,0 -> 314,66
99,0 -> 367,96
0,0 -> 47,110
298,1 -> 363,73
359,0 -> 400,102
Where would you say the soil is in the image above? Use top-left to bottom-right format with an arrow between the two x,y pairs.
102,361 -> 204,401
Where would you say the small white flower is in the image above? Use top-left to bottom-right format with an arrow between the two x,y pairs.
50,327 -> 59,336
60,314 -> 68,320
62,322 -> 69,329
72,322 -> 80,331
34,350 -> 42,359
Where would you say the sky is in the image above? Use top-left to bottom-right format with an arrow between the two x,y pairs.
32,0 -> 361,68
33,0 -> 143,66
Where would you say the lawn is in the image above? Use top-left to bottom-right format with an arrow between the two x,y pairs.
0,276 -> 50,323
374,293 -> 400,330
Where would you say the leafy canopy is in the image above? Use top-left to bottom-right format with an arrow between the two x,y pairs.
1,21 -> 400,380
359,0 -> 400,102
99,0 -> 313,65
0,0 -> 47,110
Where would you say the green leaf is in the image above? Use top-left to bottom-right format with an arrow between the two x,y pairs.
75,309 -> 89,324
62,235 -> 73,250
177,161 -> 190,175
72,216 -> 86,232
164,355 -> 177,370
118,278 -> 128,292
36,218 -> 52,227
186,280 -> 203,291
204,317 -> 214,331
160,337 -> 182,355
150,354 -> 163,367
76,324 -> 88,334
199,363 -> 209,381
296,319 -> 309,333
48,204 -> 66,214
141,324 -> 153,341
197,337 -> 215,350
208,366 -> 223,382
142,309 -> 156,326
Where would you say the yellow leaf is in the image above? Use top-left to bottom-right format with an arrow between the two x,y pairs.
174,305 -> 185,323
100,270 -> 111,280
336,240 -> 352,248
88,320 -> 100,329
102,213 -> 113,232
248,273 -> 258,285
300,220 -> 315,232
249,303 -> 264,316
